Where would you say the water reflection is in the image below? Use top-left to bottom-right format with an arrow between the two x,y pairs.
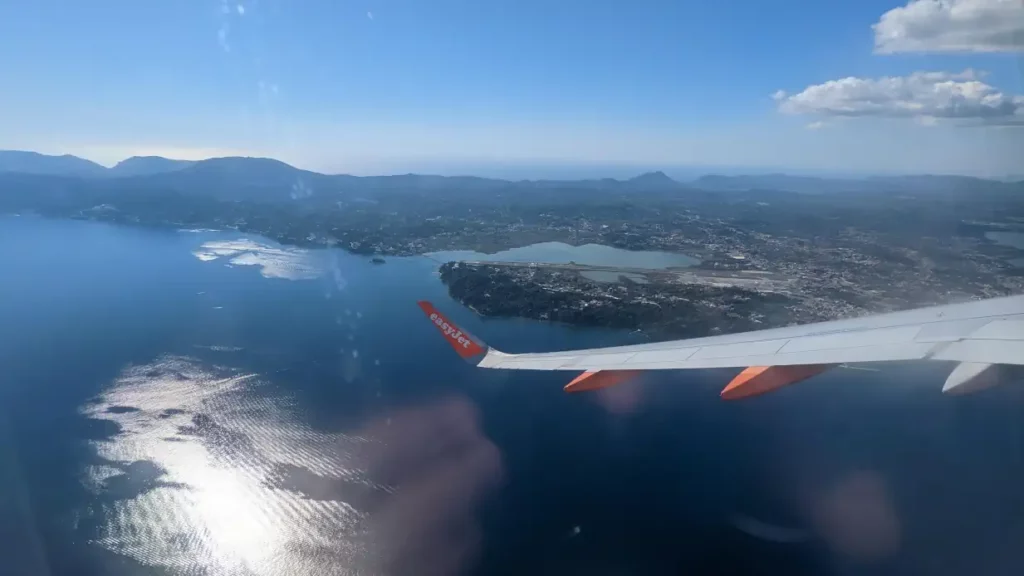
78,354 -> 502,576
192,239 -> 324,280
79,356 -> 368,575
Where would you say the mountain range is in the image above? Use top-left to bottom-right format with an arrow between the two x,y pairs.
0,150 -> 1020,202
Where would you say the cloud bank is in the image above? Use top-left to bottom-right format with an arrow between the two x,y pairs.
873,0 -> 1024,53
774,70 -> 1024,123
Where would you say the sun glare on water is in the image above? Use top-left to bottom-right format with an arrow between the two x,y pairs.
79,356 -> 367,575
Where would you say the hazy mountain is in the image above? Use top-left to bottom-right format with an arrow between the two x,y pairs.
693,173 -> 1021,196
626,171 -> 680,189
694,174 -> 847,194
109,156 -> 195,177
868,172 -> 1011,194
339,173 -> 511,191
180,157 -> 318,182
0,150 -> 1018,204
508,177 -> 617,190
0,150 -> 106,177
114,156 -> 340,202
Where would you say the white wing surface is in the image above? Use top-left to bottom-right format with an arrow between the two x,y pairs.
418,295 -> 1024,398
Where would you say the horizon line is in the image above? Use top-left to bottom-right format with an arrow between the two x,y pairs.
1,148 -> 1020,182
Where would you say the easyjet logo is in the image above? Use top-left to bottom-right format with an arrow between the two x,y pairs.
430,312 -> 472,349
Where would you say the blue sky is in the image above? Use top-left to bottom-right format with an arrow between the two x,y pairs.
0,0 -> 1021,176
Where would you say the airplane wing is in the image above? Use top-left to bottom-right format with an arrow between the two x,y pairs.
418,294 -> 1024,399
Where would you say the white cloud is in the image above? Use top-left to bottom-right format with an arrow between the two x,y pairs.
806,121 -> 826,130
775,70 -> 1024,123
237,4 -> 245,16
873,0 -> 1024,53
367,11 -> 374,20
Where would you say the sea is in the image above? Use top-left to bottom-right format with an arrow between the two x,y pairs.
2,215 -> 1024,576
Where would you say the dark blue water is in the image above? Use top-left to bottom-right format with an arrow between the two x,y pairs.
2,216 -> 1024,576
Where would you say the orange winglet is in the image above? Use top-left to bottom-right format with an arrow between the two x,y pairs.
564,370 -> 642,393
720,364 -> 833,400
417,301 -> 486,360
